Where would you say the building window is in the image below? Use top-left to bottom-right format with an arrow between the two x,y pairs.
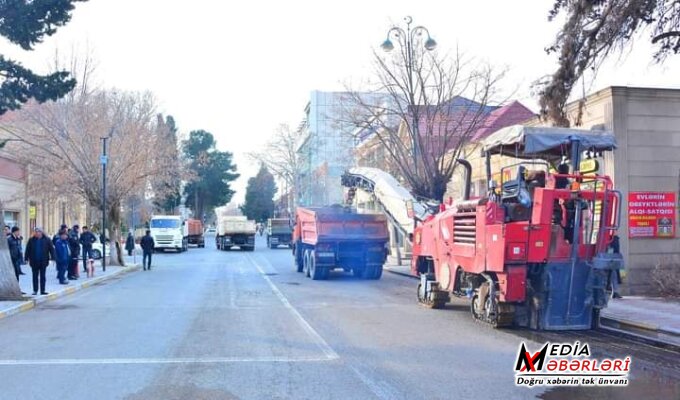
3,210 -> 20,228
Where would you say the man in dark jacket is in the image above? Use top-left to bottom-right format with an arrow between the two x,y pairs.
140,230 -> 155,271
7,227 -> 25,288
67,225 -> 80,280
79,226 -> 96,273
125,232 -> 135,256
25,227 -> 55,296
54,230 -> 70,285
53,224 -> 68,245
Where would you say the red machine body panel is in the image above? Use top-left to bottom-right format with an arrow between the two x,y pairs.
411,174 -> 620,310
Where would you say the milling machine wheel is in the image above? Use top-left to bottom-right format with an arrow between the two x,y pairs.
417,283 -> 446,309
470,283 -> 514,328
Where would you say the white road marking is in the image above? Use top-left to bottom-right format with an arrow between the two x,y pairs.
349,365 -> 403,400
228,263 -> 237,309
247,254 -> 340,361
0,356 -> 334,366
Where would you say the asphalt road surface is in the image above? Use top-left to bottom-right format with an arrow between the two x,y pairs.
0,235 -> 677,400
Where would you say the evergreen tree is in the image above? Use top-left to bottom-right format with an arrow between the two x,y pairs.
182,130 -> 239,219
540,0 -> 680,126
241,165 -> 277,222
0,0 -> 86,116
153,115 -> 182,213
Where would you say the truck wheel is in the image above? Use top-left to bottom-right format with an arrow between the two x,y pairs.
353,266 -> 364,278
362,264 -> 382,280
295,257 -> 303,273
361,265 -> 373,279
309,252 -> 324,280
371,265 -> 383,280
303,250 -> 311,277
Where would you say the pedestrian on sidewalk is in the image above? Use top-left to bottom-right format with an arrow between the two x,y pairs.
24,227 -> 55,296
54,230 -> 70,285
85,258 -> 94,278
79,226 -> 96,273
68,225 -> 80,280
140,230 -> 154,271
53,224 -> 68,245
7,227 -> 26,294
125,232 -> 135,256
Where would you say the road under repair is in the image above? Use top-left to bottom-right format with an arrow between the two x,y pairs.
0,236 -> 676,400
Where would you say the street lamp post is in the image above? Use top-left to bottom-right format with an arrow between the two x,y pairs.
100,137 -> 109,272
380,16 -> 437,177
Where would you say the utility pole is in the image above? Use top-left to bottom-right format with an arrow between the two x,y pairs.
100,137 -> 109,272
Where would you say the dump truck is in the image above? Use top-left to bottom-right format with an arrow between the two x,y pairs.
186,218 -> 205,248
215,212 -> 256,251
267,218 -> 292,249
292,206 -> 389,280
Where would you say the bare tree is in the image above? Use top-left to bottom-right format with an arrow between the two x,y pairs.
1,68 -> 177,266
346,33 -> 504,202
538,0 -> 680,127
0,201 -> 22,300
248,123 -> 302,209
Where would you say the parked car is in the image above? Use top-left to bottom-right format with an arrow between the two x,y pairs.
79,242 -> 104,260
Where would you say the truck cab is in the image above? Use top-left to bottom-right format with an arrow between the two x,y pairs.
150,215 -> 189,253
267,218 -> 292,249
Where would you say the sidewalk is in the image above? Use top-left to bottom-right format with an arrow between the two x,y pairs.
600,296 -> 680,347
383,263 -> 680,347
0,258 -> 140,321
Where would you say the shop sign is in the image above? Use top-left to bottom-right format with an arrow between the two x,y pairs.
628,192 -> 676,238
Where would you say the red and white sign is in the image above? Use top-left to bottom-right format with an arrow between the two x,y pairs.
628,192 -> 676,238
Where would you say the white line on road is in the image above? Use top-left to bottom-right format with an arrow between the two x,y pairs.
0,356 -> 334,366
349,365 -> 403,400
247,254 -> 340,361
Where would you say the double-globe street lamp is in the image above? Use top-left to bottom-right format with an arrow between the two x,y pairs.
380,16 -> 437,177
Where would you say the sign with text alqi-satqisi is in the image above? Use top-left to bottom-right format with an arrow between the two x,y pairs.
628,192 -> 676,238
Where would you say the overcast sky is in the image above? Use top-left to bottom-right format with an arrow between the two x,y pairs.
2,0 -> 679,204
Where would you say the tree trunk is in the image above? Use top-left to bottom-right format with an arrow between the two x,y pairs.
107,202 -> 125,267
0,205 -> 23,300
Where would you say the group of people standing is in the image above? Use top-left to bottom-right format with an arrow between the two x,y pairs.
5,224 -> 98,296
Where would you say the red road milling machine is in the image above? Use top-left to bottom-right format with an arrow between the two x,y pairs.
412,126 -> 624,330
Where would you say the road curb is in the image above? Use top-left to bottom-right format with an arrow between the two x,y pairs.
600,315 -> 680,348
384,266 -> 417,279
0,264 -> 141,321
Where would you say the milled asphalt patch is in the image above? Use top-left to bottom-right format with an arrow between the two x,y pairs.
385,265 -> 680,348
0,264 -> 141,320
